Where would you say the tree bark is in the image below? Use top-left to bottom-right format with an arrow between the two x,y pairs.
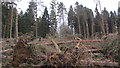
16,12 -> 18,42
76,7 -> 81,35
91,13 -> 94,39
106,24 -> 109,35
117,6 -> 120,65
35,7 -> 38,39
100,14 -> 105,35
35,19 -> 38,38
77,16 -> 81,35
118,8 -> 120,35
84,11 -> 89,39
10,7 -> 13,39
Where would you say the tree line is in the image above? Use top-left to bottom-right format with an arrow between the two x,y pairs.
1,0 -> 120,39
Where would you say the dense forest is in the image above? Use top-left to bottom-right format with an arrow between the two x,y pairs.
2,0 -> 120,39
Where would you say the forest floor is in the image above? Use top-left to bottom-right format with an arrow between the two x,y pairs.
1,33 -> 119,67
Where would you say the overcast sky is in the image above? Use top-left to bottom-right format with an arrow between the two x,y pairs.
16,0 -> 120,15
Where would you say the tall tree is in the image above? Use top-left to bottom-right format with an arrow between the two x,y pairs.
15,12 -> 18,42
18,11 -> 24,35
117,6 -> 120,65
102,8 -> 109,35
94,6 -> 103,38
57,2 -> 67,25
38,7 -> 50,38
2,2 -> 10,38
68,5 -> 76,34
2,2 -> 17,38
90,11 -> 95,38
10,3 -> 13,39
94,0 -> 105,35
18,2 -> 35,35
49,0 -> 58,36
108,11 -> 116,33
118,7 -> 120,35
75,2 -> 81,34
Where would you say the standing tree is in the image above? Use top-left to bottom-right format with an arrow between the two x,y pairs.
94,0 -> 105,35
18,11 -> 24,35
2,2 -> 10,38
34,0 -> 44,38
15,12 -> 18,42
2,2 -> 17,38
49,0 -> 58,36
90,11 -> 95,38
10,3 -> 13,39
118,7 -> 120,35
108,11 -> 116,33
68,5 -> 76,34
83,8 -> 89,39
18,2 -> 35,35
94,6 -> 103,38
102,8 -> 109,35
117,5 -> 120,65
38,7 -> 50,38
75,2 -> 81,34
57,2 -> 67,25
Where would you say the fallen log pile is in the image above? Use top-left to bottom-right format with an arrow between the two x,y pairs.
1,39 -> 119,67
40,39 -> 102,45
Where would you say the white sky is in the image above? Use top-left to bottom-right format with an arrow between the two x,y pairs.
16,0 -> 120,15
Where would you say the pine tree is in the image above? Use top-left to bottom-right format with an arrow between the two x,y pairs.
57,2 -> 67,25
2,2 -> 17,38
102,8 -> 109,35
38,7 -> 50,38
75,2 -> 81,34
68,5 -> 76,34
94,7 -> 103,38
18,2 -> 35,35
49,0 -> 58,36
108,11 -> 116,33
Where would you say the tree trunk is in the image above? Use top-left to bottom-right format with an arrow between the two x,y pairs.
118,7 -> 120,35
118,6 -> 120,66
10,7 -> 13,39
83,22 -> 86,38
6,14 -> 10,39
84,12 -> 89,39
106,23 -> 109,35
77,15 -> 81,35
35,5 -> 38,39
86,22 -> 89,39
16,12 -> 18,42
35,19 -> 38,38
0,4 -> 2,38
100,14 -> 105,35
104,21 -> 109,35
91,13 -> 94,39
3,25 -> 6,38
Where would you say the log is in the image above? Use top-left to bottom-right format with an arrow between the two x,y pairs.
51,39 -> 61,53
82,49 -> 101,53
43,40 -> 102,45
80,60 -> 118,66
